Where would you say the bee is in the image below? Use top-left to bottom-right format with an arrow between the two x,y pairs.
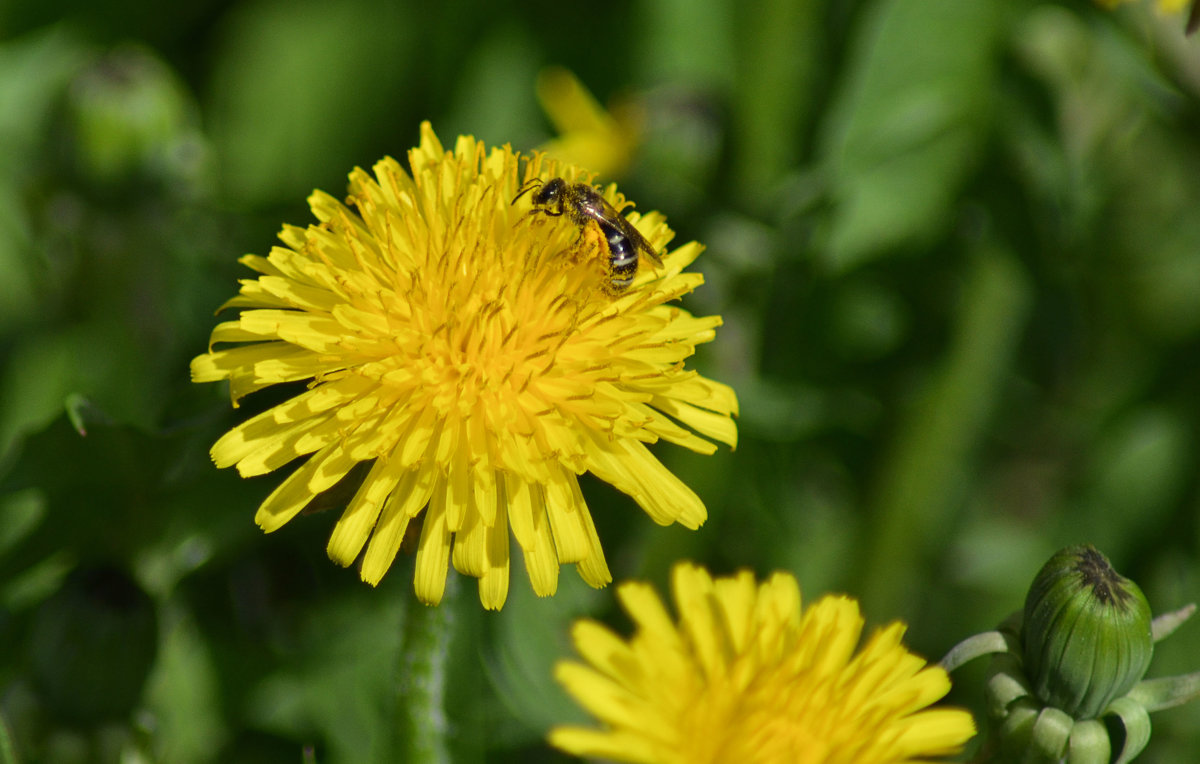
512,177 -> 662,293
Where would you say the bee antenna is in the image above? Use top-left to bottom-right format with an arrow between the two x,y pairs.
511,178 -> 543,205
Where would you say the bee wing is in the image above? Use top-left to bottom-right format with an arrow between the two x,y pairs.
591,193 -> 663,266
576,188 -> 614,220
621,216 -> 662,265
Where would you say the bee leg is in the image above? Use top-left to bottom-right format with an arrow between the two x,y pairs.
564,229 -> 589,264
566,222 -> 607,267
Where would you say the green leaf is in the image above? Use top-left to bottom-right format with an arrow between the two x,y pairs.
486,571 -> 599,745
207,0 -> 414,206
818,0 -> 1003,269
859,245 -> 1030,617
0,27 -> 90,333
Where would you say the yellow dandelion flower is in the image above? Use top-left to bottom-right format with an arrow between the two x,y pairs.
190,123 -> 737,610
549,563 -> 976,764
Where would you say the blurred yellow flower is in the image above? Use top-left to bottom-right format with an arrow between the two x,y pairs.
190,123 -> 736,609
1095,0 -> 1188,13
536,67 -> 644,179
549,563 -> 975,763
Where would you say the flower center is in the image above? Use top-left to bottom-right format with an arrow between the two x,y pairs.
377,182 -> 607,421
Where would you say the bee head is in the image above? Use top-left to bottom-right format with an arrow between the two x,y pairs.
513,176 -> 568,215
532,177 -> 566,207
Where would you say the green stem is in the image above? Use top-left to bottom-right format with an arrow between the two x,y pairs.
396,577 -> 456,764
0,711 -> 17,764
859,246 -> 1029,618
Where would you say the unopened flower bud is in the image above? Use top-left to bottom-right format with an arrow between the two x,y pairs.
1022,545 -> 1153,719
67,45 -> 195,187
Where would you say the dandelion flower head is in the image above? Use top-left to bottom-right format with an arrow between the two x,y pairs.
190,123 -> 737,609
550,563 -> 976,763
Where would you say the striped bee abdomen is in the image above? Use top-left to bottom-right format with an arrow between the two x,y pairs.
600,220 -> 637,291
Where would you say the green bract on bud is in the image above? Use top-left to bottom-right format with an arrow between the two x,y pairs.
1022,545 -> 1153,720
940,545 -> 1199,762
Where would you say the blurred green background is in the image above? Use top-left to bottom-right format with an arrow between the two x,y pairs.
2,0 -> 1199,761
